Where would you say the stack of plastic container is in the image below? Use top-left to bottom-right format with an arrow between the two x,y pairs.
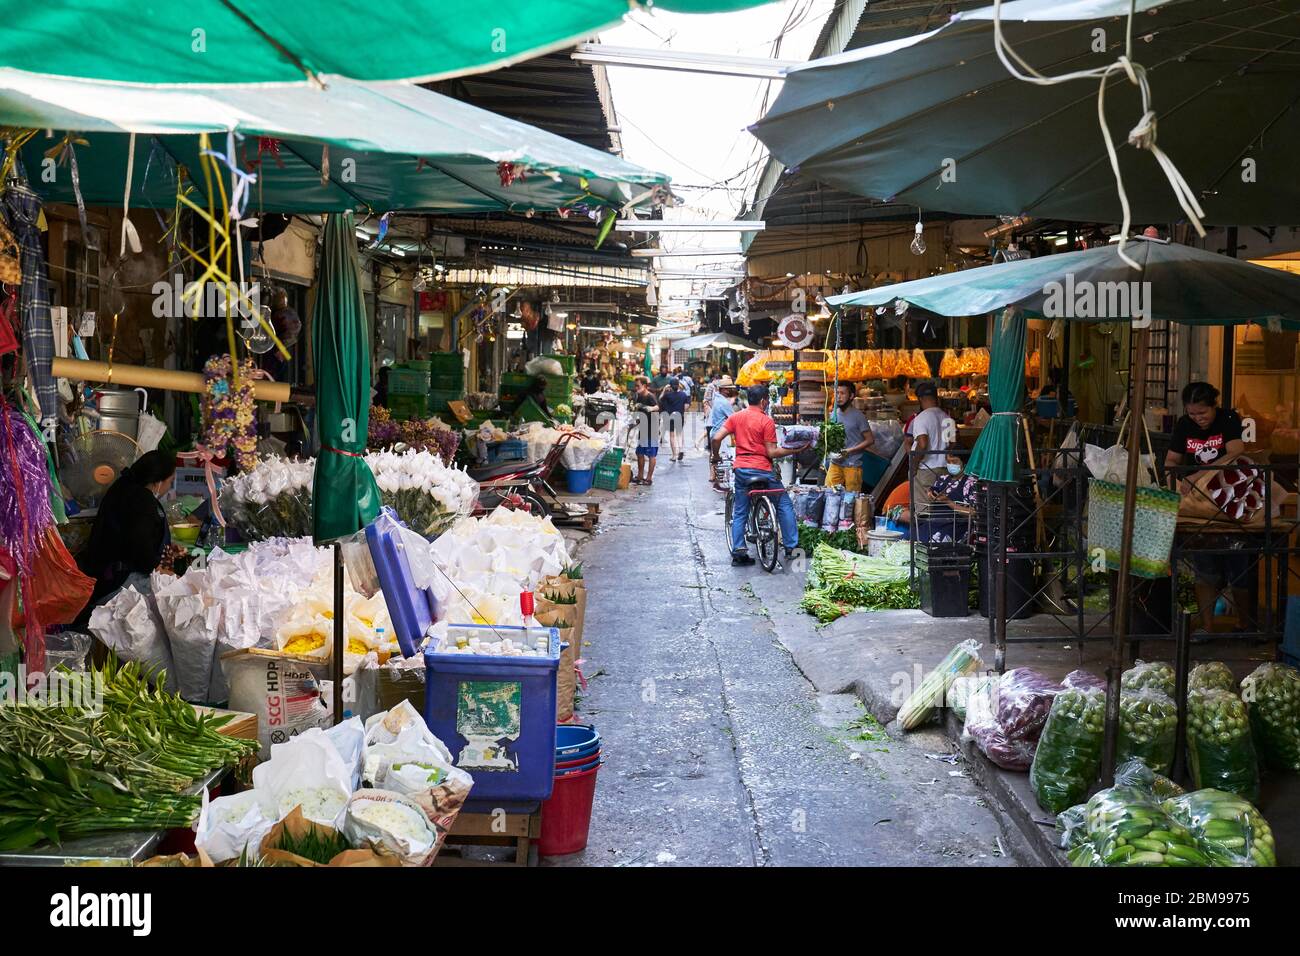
538,724 -> 602,856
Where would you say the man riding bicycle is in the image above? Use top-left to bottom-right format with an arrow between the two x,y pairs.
710,384 -> 807,567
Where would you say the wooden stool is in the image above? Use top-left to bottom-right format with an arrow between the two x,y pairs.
435,804 -> 542,867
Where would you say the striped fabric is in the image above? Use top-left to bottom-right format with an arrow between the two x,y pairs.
3,175 -> 57,423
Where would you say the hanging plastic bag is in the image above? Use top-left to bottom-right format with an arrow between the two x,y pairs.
11,527 -> 94,630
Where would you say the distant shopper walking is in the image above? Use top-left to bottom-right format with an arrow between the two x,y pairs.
631,376 -> 661,486
659,376 -> 691,462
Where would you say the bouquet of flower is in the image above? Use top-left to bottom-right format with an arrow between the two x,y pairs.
201,354 -> 259,471
366,449 -> 478,538
219,458 -> 315,540
368,408 -> 461,465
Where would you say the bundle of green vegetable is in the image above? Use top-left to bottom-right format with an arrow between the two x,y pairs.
1187,688 -> 1259,802
811,544 -> 910,601
897,639 -> 982,731
799,589 -> 851,624
0,660 -> 258,850
1083,786 -> 1208,867
797,525 -> 864,556
1163,788 -> 1275,867
1189,661 -> 1237,694
1240,662 -> 1300,771
1030,686 -> 1105,814
817,420 -> 846,459
1121,660 -> 1175,697
1117,688 -> 1177,776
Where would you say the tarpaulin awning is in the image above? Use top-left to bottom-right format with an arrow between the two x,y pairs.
827,238 -> 1300,330
6,71 -> 669,213
4,1 -> 774,86
751,0 -> 1300,226
670,331 -> 762,351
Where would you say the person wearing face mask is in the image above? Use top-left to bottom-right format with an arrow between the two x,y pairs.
73,449 -> 176,624
824,383 -> 874,492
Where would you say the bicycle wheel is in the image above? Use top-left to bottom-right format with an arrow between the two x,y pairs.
753,496 -> 779,572
723,489 -> 735,554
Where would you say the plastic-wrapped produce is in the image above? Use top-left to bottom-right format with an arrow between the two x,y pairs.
1118,688 -> 1178,776
1186,688 -> 1260,802
1189,661 -> 1237,694
821,488 -> 844,534
1113,756 -> 1184,799
1121,659 -> 1175,697
1030,685 -> 1105,813
802,488 -> 826,528
965,668 -> 1061,771
1063,669 -> 1107,692
791,487 -> 810,524
1084,786 -> 1208,867
837,492 -> 857,532
1163,788 -> 1276,867
780,424 -> 820,448
1241,662 -> 1300,771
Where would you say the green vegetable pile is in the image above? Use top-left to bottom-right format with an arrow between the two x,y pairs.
1190,661 -> 1237,694
1187,688 -> 1259,802
797,524 -> 864,555
1030,686 -> 1105,814
1121,660 -> 1175,696
817,420 -> 846,459
1117,689 -> 1177,776
800,543 -> 917,621
271,820 -> 352,865
1082,786 -> 1209,867
0,659 -> 258,851
1163,788 -> 1276,867
1241,662 -> 1300,771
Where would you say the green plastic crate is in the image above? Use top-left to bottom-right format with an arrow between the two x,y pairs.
592,447 -> 624,491
545,354 -> 577,375
387,366 -> 430,396
428,352 -> 463,374
387,394 -> 427,421
431,371 -> 464,392
427,388 -> 463,413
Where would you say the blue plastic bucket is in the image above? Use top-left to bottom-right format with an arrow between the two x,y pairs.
556,724 -> 600,758
565,468 -> 595,494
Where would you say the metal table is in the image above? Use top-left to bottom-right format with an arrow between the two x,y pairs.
0,767 -> 227,867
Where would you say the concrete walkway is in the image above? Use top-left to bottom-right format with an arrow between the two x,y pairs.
547,439 -> 1031,867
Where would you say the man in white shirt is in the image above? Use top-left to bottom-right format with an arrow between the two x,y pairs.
904,381 -> 953,495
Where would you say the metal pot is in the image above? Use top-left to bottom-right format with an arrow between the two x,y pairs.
94,387 -> 145,440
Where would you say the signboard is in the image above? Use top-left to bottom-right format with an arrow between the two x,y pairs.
776,314 -> 815,349
764,361 -> 794,372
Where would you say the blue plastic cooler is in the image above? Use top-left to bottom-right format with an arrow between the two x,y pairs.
424,624 -> 561,802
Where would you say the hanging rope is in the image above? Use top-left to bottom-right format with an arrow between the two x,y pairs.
990,0 -> 1206,270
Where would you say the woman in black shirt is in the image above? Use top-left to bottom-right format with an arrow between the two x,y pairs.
1164,381 -> 1245,492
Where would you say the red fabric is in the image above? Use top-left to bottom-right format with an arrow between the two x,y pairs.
722,406 -> 776,472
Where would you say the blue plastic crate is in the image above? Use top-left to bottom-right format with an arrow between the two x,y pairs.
485,439 -> 527,464
424,624 -> 561,802
1283,596 -> 1300,664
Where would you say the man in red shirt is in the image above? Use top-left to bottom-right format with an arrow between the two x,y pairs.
710,385 -> 806,566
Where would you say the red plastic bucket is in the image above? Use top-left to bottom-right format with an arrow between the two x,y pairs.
555,750 -> 600,770
538,763 -> 600,856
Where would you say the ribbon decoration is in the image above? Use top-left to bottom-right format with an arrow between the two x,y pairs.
175,448 -> 227,527
41,131 -> 90,243
198,131 -> 258,222
173,134 -> 288,374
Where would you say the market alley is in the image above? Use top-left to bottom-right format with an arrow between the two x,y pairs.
552,436 -> 1026,867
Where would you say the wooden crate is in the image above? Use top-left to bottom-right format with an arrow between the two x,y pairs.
435,806 -> 542,867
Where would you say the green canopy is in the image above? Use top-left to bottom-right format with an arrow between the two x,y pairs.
312,211 -> 381,543
826,239 -> 1300,330
8,72 -> 668,213
752,0 -> 1300,226
5,1 -> 771,85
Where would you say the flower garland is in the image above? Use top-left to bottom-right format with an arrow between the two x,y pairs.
201,353 -> 259,470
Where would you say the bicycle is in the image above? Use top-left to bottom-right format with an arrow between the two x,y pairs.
723,476 -> 787,573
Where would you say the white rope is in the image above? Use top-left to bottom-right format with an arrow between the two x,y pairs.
990,0 -> 1206,270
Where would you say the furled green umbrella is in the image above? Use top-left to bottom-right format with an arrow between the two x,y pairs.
312,211 -> 381,543
751,0 -> 1300,226
964,310 -> 1026,483
5,1 -> 772,86
643,343 -> 653,377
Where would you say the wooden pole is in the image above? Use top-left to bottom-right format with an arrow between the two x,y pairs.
1103,327 -> 1150,782
51,357 -> 290,403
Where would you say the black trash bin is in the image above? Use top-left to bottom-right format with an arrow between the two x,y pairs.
917,543 -> 973,618
976,549 -> 1037,620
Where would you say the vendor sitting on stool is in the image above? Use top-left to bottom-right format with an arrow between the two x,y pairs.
1164,380 -> 1251,633
825,383 -> 874,492
881,452 -> 975,540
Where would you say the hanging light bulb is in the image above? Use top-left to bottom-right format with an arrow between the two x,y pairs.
241,304 -> 276,354
910,216 -> 926,256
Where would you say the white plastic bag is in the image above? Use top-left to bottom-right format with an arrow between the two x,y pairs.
325,716 -> 366,791
252,730 -> 355,826
341,790 -> 438,866
151,569 -> 220,702
86,576 -> 178,692
194,788 -> 278,863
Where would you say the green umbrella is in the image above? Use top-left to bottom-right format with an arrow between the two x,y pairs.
643,343 -> 653,377
6,1 -> 772,85
312,211 -> 381,543
964,309 -> 1025,483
